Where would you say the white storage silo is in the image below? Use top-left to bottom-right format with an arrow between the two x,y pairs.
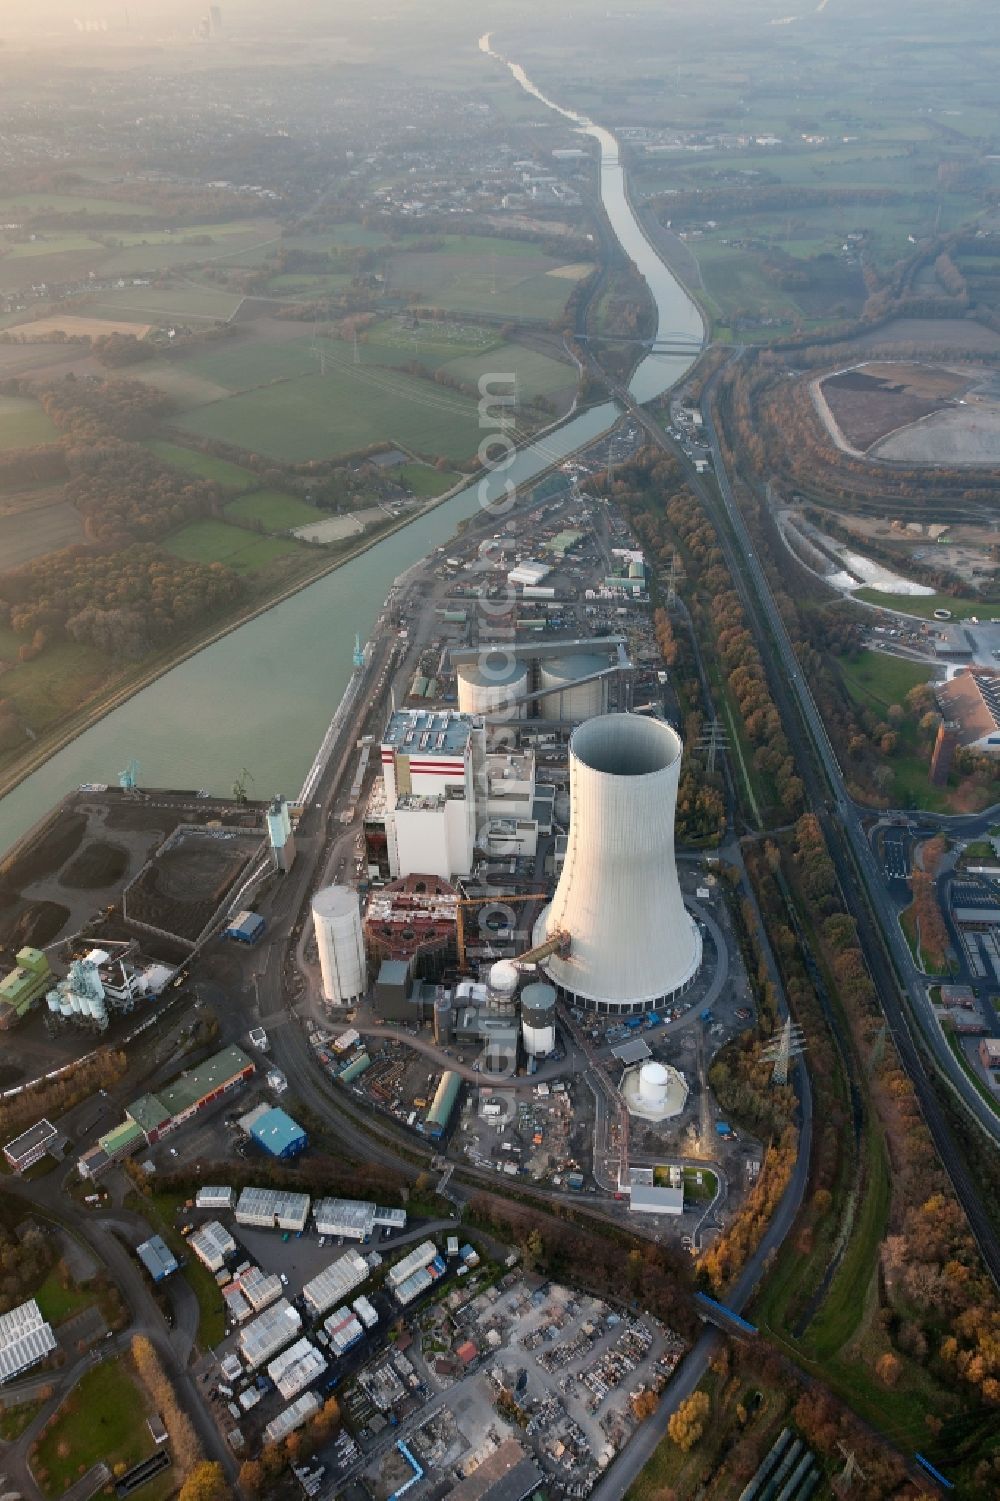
637,1061 -> 669,1112
312,886 -> 367,1006
456,657 -> 529,719
539,653 -> 609,722
533,713 -> 701,1014
521,981 -> 556,1057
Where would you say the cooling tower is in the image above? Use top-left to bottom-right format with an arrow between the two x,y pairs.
533,713 -> 701,1013
312,885 -> 367,1006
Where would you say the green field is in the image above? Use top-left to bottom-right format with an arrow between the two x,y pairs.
145,440 -> 257,492
0,625 -> 109,756
163,519 -> 306,572
1,233 -> 102,260
34,1269 -> 96,1325
440,342 -> 574,400
836,649 -> 932,714
32,1360 -> 155,1499
397,462 -> 460,497
174,364 -> 483,462
82,286 -> 243,324
0,396 -> 58,451
385,234 -> 592,322
225,488 -> 322,531
855,588 -> 993,620
0,193 -> 154,218
0,1399 -> 43,1441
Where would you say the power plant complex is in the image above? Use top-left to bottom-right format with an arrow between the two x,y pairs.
311,627 -> 706,1088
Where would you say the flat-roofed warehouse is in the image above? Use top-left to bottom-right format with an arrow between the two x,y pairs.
196,1185 -> 234,1211
267,1337 -> 326,1400
188,1220 -> 236,1272
238,1298 -> 302,1368
264,1391 -> 320,1446
0,1299 -> 57,1383
235,1186 -> 310,1232
126,1045 -> 255,1143
3,1119 -> 63,1174
387,1240 -> 438,1289
312,1197 -> 407,1241
302,1249 -> 369,1316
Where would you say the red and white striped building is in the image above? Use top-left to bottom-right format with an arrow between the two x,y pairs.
379,709 -> 481,880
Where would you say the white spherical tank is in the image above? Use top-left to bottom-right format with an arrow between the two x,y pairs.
534,713 -> 702,1013
457,656 -> 529,719
312,885 -> 367,1006
487,959 -> 519,1015
539,653 -> 609,722
520,981 -> 557,1057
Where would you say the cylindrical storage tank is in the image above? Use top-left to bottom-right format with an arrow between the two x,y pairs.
520,981 -> 557,1057
46,992 -> 60,1014
539,653 -> 609,722
637,1061 -> 669,1112
60,995 -> 75,1017
534,713 -> 702,1013
456,655 -> 529,719
487,959 -> 519,1015
312,885 -> 367,1006
628,560 -> 643,579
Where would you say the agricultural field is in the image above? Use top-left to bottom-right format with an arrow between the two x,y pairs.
79,286 -> 243,325
162,519 -> 307,573
0,396 -> 58,451
144,441 -> 257,493
384,233 -> 593,321
173,363 -> 484,463
224,488 -> 323,531
3,314 -> 152,340
0,493 -> 85,570
0,192 -> 154,218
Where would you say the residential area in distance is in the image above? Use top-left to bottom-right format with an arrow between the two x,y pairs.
0,3 -> 999,1501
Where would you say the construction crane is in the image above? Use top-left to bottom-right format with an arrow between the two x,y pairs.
118,758 -> 140,793
232,766 -> 254,805
455,892 -> 551,971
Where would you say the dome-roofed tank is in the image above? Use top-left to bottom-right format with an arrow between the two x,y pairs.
456,656 -> 529,719
539,653 -> 609,722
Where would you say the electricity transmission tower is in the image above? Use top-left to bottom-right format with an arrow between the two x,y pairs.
696,718 -> 729,774
761,1014 -> 807,1087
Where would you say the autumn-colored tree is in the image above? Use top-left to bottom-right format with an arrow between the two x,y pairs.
668,1391 -> 710,1451
178,1461 -> 230,1501
237,1462 -> 264,1497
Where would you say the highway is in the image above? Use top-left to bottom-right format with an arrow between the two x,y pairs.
615,366 -> 1000,1288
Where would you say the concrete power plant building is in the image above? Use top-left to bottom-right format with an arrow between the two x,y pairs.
533,714 -> 701,1014
312,886 -> 366,1006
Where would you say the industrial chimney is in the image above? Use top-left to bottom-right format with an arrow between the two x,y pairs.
533,713 -> 701,1013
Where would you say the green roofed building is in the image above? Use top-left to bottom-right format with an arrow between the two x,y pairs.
126,1045 -> 255,1142
126,1094 -> 172,1140
99,1120 -> 145,1161
0,948 -> 51,1029
547,529 -> 584,558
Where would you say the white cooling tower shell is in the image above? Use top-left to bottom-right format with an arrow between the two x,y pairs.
539,654 -> 608,722
312,885 -> 367,1006
457,657 -> 529,719
533,713 -> 701,1013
